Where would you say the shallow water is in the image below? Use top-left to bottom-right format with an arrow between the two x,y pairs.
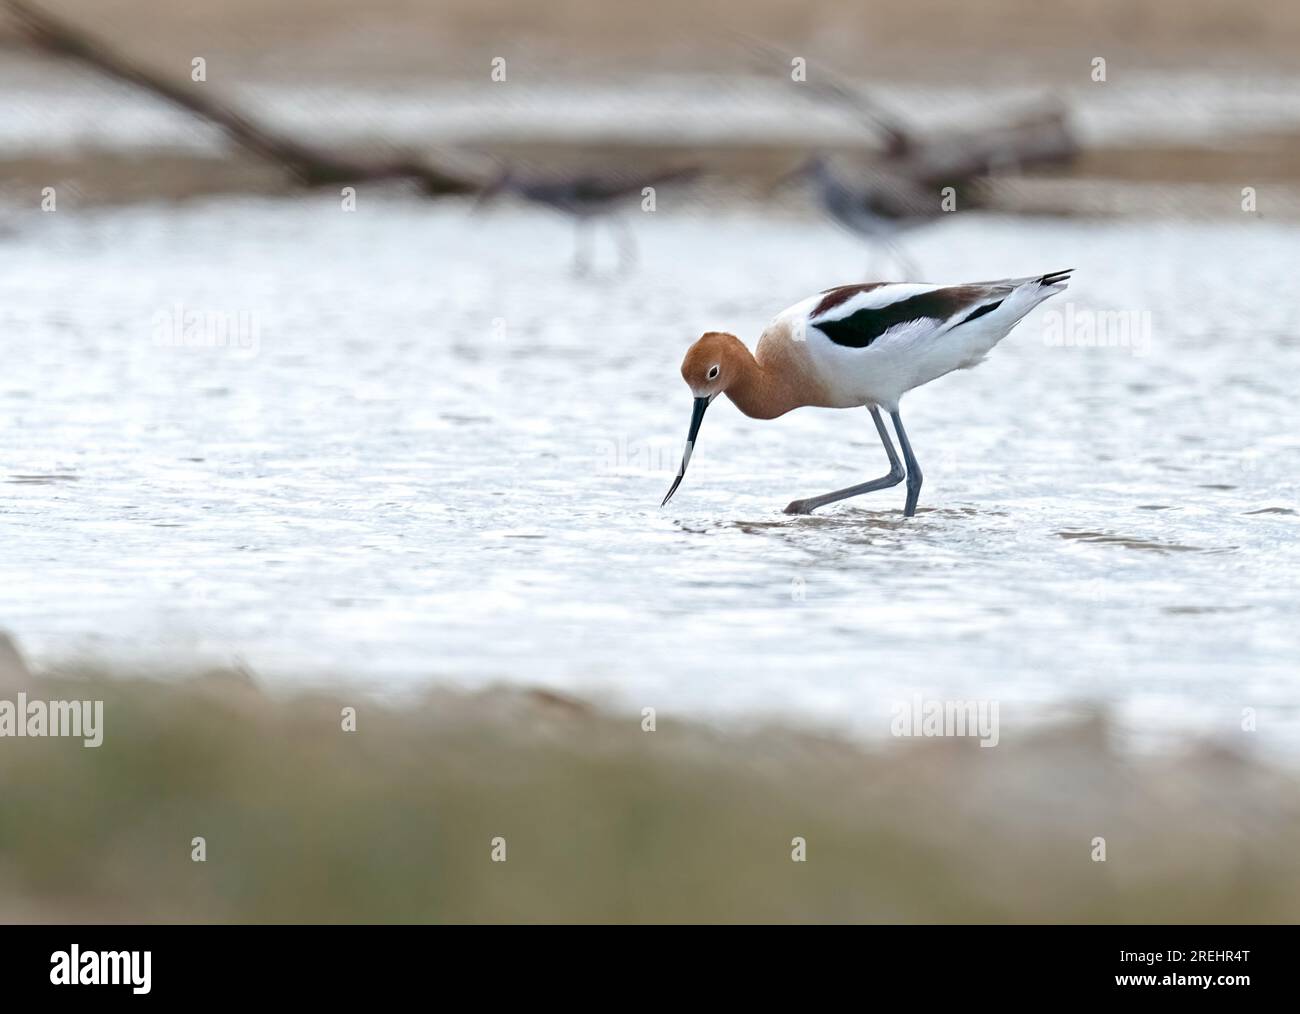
2,196 -> 1297,753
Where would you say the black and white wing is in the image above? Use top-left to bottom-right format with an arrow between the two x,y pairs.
808,271 -> 1072,350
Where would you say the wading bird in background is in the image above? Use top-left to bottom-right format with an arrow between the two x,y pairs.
661,269 -> 1074,517
782,155 -> 941,278
748,39 -> 1078,276
474,165 -> 699,275
781,103 -> 1078,278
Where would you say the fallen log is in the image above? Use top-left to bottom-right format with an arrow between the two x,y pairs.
742,37 -> 1078,185
2,0 -> 478,195
895,107 -> 1079,187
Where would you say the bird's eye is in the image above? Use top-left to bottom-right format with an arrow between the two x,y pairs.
707,364 -> 720,380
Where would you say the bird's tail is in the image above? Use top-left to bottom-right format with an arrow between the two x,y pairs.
1037,268 -> 1074,287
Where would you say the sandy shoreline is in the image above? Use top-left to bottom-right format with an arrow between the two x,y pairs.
4,142 -> 1297,217
5,0 -> 1300,80
4,2 -> 1298,210
4,658 -> 1299,923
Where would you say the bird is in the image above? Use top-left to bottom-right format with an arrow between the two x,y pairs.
745,38 -> 1075,278
786,155 -> 942,278
660,269 -> 1074,518
474,165 -> 699,275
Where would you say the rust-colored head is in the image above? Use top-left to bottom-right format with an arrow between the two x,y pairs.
662,331 -> 745,507
680,331 -> 746,399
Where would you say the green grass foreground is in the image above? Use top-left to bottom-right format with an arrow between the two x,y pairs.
2,668 -> 1298,923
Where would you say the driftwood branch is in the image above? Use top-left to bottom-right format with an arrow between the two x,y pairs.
736,35 -> 918,157
740,36 -> 1077,184
2,0 -> 478,195
896,107 -> 1078,186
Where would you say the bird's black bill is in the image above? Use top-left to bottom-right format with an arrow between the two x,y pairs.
661,397 -> 710,506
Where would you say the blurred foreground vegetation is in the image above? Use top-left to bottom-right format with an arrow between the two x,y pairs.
2,666 -> 1299,923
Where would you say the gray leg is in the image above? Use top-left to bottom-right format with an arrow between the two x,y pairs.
611,216 -> 638,272
882,236 -> 918,281
784,407 -> 904,514
571,219 -> 593,276
890,408 -> 923,517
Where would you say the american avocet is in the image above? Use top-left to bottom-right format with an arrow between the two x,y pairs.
661,269 -> 1073,517
476,165 -> 699,274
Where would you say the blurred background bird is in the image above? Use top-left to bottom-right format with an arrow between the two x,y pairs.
751,38 -> 1078,277
473,164 -> 700,275
779,155 -> 942,277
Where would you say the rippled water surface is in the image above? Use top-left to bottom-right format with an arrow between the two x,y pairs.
2,198 -> 1297,750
